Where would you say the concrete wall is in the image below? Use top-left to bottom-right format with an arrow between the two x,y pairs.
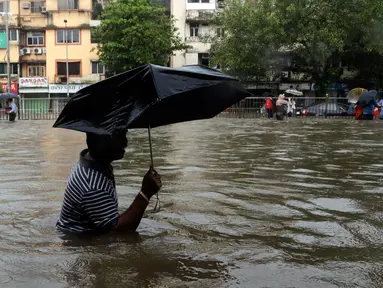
171,0 -> 217,67
45,28 -> 96,83
170,0 -> 186,67
185,53 -> 198,65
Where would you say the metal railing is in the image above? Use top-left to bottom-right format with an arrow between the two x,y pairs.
220,96 -> 356,118
0,97 -> 68,121
0,97 -> 361,121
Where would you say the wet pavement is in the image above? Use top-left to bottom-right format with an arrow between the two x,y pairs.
0,119 -> 382,288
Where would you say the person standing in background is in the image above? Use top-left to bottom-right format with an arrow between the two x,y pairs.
275,94 -> 288,120
6,99 -> 17,122
265,95 -> 274,118
357,96 -> 379,120
287,97 -> 296,117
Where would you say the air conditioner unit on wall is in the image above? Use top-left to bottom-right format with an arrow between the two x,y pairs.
58,76 -> 67,83
22,2 -> 30,9
34,48 -> 42,54
40,6 -> 47,13
23,48 -> 31,55
281,71 -> 289,78
43,48 -> 47,54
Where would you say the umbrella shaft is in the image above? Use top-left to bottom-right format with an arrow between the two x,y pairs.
148,126 -> 154,167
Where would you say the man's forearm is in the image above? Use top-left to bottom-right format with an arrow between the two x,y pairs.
116,193 -> 149,232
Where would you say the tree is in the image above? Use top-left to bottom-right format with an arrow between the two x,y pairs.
93,0 -> 188,75
274,0 -> 383,92
210,0 -> 383,90
209,0 -> 282,80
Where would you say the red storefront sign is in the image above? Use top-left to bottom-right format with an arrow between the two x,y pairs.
2,83 -> 18,94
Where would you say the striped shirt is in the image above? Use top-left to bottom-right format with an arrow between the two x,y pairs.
56,149 -> 119,233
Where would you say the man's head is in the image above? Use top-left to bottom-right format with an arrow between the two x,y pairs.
86,130 -> 128,162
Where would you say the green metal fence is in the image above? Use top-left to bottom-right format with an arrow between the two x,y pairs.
0,97 -> 360,121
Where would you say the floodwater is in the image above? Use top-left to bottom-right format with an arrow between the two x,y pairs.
0,119 -> 382,288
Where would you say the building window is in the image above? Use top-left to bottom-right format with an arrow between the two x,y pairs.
0,2 -> 9,12
91,61 -> 105,74
190,23 -> 199,37
56,29 -> 80,44
31,1 -> 45,13
28,65 -> 45,77
187,0 -> 210,3
57,61 -> 81,76
0,63 -> 18,75
9,30 -> 18,41
198,53 -> 209,66
0,29 -> 18,41
27,32 -> 44,46
58,0 -> 78,10
216,28 -> 225,38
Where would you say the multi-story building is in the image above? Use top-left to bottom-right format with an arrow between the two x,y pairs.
0,0 -> 104,99
171,0 -> 224,68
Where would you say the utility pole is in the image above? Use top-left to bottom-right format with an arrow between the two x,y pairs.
64,19 -> 69,98
4,0 -> 10,93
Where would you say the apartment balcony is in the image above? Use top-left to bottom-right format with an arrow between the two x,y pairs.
185,36 -> 202,43
185,10 -> 215,23
0,15 -> 18,27
186,42 -> 211,54
54,74 -> 101,84
19,47 -> 47,64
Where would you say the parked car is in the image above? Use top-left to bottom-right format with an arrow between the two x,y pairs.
296,103 -> 350,117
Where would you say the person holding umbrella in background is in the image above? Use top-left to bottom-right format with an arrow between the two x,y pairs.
355,90 -> 380,120
347,88 -> 366,120
6,98 -> 17,122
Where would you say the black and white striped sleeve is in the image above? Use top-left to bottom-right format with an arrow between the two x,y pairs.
81,189 -> 119,231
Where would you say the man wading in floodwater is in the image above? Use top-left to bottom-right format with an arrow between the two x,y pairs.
56,130 -> 162,233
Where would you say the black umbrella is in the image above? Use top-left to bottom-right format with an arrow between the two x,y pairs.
53,64 -> 251,165
0,93 -> 19,100
357,90 -> 377,107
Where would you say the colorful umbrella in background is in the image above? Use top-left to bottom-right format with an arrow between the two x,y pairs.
357,90 -> 378,107
347,88 -> 367,104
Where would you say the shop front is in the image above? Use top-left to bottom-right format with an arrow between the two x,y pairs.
49,84 -> 91,114
49,84 -> 91,98
244,83 -> 279,97
1,82 -> 18,94
18,77 -> 50,117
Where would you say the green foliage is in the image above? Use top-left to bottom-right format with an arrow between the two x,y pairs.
93,0 -> 188,74
210,0 -> 383,87
209,0 -> 282,80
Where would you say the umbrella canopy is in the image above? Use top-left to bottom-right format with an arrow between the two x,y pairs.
0,93 -> 19,100
53,64 -> 251,135
347,88 -> 367,104
285,89 -> 303,96
357,90 -> 378,107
